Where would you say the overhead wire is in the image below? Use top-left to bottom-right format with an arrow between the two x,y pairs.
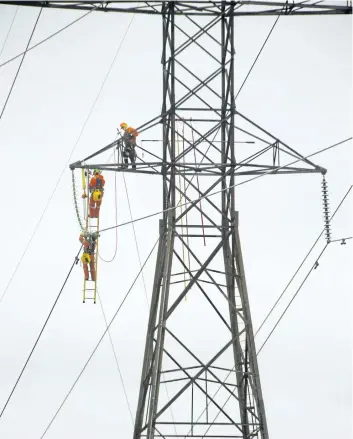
99,137 -> 352,234
98,148 -> 119,262
256,243 -> 329,355
255,184 -> 353,336
0,8 -> 42,122
235,14 -> 280,100
0,245 -> 82,420
256,187 -> 353,354
0,11 -> 136,304
39,238 -> 159,439
0,6 -> 19,61
181,182 -> 353,438
96,290 -> 134,425
121,160 -> 179,434
0,7 -> 96,69
122,172 -> 150,304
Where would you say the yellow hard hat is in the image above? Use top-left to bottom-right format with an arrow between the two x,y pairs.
93,189 -> 102,202
81,253 -> 91,264
120,122 -> 128,130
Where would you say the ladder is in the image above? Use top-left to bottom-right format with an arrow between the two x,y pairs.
82,169 -> 100,304
82,215 -> 100,304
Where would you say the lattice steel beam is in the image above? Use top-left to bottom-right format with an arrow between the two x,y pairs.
2,1 -> 352,16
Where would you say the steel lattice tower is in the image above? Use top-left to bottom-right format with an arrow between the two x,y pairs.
6,1 -> 351,438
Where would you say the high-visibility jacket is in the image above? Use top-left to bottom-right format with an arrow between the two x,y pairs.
89,174 -> 105,190
79,234 -> 96,254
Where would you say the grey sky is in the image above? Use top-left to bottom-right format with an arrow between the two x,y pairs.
0,3 -> 352,439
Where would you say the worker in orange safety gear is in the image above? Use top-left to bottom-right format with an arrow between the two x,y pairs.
89,169 -> 105,218
120,123 -> 138,169
79,232 -> 97,281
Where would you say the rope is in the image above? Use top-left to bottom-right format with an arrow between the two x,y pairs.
190,119 -> 206,246
71,170 -> 85,231
98,148 -> 119,262
176,123 -> 187,290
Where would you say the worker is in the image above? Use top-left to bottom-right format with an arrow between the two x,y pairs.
89,169 -> 105,218
120,122 -> 138,169
79,232 -> 98,281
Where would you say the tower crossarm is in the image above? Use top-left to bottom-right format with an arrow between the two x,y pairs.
2,1 -> 352,16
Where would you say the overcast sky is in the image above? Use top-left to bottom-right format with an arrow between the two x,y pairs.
0,3 -> 352,439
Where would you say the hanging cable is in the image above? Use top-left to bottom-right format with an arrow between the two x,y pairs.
0,8 -> 42,122
0,6 -> 18,61
71,170 -> 85,231
99,137 -> 352,235
39,238 -> 159,439
176,122 -> 187,290
182,122 -> 192,281
0,8 -> 96,69
321,175 -> 331,243
0,12 -> 135,305
98,148 -> 119,262
190,118 -> 207,246
0,245 -> 82,420
122,172 -> 150,303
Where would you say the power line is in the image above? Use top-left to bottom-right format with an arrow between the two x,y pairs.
0,12 -> 136,305
99,136 -> 352,234
256,186 -> 353,354
255,184 -> 353,336
121,153 -> 178,435
256,243 -> 329,355
0,245 -> 82,420
0,6 -> 19,61
122,173 -> 150,304
39,238 -> 159,439
181,182 -> 353,436
330,236 -> 352,243
0,8 -> 42,121
235,14 -> 280,100
97,291 -> 135,426
0,8 -> 96,69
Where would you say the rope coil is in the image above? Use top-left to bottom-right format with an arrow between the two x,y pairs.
321,175 -> 331,244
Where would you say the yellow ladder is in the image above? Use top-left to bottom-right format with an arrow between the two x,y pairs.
82,216 -> 100,304
82,169 -> 100,304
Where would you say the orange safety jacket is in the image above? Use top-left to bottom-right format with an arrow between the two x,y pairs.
89,174 -> 105,190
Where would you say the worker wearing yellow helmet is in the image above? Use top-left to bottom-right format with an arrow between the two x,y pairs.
120,122 -> 138,170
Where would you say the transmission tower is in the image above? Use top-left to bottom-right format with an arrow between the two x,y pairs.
6,1 -> 351,438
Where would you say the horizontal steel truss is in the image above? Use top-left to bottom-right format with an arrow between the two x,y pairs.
3,1 -> 352,16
